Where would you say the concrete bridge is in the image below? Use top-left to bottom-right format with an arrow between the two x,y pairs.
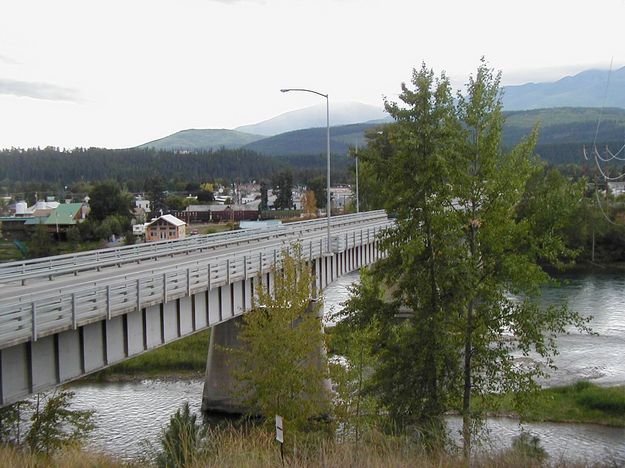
0,211 -> 391,408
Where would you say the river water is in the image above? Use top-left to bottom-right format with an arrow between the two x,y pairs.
67,270 -> 625,463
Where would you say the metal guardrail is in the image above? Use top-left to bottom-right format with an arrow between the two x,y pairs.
0,214 -> 392,349
0,211 -> 388,284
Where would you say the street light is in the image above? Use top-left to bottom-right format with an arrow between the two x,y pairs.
352,146 -> 359,213
280,88 -> 331,253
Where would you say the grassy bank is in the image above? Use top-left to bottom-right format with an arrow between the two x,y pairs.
86,329 -> 210,381
0,426 -> 586,468
491,381 -> 625,427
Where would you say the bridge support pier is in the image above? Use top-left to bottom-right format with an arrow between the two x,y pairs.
201,298 -> 332,416
201,314 -> 245,415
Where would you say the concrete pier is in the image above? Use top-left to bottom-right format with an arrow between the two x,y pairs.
201,315 -> 245,414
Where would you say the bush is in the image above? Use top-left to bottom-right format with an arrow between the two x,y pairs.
575,383 -> 625,414
511,431 -> 547,463
156,402 -> 204,467
0,390 -> 95,456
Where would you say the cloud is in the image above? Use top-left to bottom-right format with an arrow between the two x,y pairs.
0,78 -> 80,102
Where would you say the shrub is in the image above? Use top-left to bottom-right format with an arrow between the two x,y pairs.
156,402 -> 204,467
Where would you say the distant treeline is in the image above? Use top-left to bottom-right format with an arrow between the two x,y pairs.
0,147 -> 352,189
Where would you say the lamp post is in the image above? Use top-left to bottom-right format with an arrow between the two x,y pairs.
281,88 -> 331,253
353,146 -> 359,213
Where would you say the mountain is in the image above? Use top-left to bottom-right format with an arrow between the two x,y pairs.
243,122 -> 379,156
243,107 -> 625,166
235,101 -> 387,136
503,107 -> 625,146
138,128 -> 263,151
502,67 -> 625,110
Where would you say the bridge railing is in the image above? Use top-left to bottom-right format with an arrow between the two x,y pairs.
0,211 -> 388,284
0,217 -> 392,349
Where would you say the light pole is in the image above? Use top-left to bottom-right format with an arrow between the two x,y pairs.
353,146 -> 359,213
281,88 -> 331,253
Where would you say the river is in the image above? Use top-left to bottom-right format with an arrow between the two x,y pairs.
67,270 -> 625,463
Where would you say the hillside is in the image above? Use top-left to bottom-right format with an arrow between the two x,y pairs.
235,101 -> 387,136
502,107 -> 625,146
138,129 -> 263,151
502,67 -> 625,110
243,122 -> 378,156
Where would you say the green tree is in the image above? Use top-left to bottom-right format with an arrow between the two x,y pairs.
306,176 -> 326,209
145,176 -> 167,214
88,180 -> 132,221
273,170 -> 293,210
29,222 -> 54,258
348,63 -> 463,442
344,61 -> 591,454
66,226 -> 81,250
166,195 -> 190,211
24,390 -> 95,455
231,246 -> 329,432
259,181 -> 268,211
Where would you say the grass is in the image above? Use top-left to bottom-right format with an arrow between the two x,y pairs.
154,423 -> 590,468
87,329 -> 210,381
0,426 -> 585,468
0,445 -> 126,468
188,223 -> 237,235
492,381 -> 625,427
0,242 -> 22,261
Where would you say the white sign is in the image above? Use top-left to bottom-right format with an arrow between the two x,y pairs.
275,415 -> 284,443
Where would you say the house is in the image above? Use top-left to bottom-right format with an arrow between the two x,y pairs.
0,202 -> 86,240
145,214 -> 186,242
608,181 -> 625,197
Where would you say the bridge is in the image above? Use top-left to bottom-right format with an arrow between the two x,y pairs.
0,211 -> 391,409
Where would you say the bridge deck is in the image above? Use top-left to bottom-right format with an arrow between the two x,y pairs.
0,212 -> 391,350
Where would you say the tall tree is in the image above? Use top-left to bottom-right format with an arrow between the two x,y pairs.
354,63 -> 464,440
272,170 -> 293,210
144,176 -> 167,214
88,180 -> 132,221
29,222 -> 54,258
259,181 -> 268,211
343,61 -> 590,453
306,175 -> 326,209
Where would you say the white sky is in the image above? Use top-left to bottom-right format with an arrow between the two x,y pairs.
1,0 -> 624,149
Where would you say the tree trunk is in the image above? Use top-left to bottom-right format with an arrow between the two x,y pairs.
462,300 -> 473,460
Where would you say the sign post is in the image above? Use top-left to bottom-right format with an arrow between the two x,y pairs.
275,414 -> 284,462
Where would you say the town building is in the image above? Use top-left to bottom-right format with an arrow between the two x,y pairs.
145,214 -> 186,242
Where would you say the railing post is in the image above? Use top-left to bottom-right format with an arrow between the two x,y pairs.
31,302 -> 37,342
163,272 -> 168,303
207,263 -> 212,290
136,278 -> 141,311
106,285 -> 111,319
72,293 -> 77,329
187,268 -> 191,296
244,255 -> 248,280
226,259 -> 230,284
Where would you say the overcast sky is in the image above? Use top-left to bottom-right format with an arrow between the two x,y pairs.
1,0 -> 624,150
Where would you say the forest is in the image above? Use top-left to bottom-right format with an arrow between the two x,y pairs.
0,146 -> 352,191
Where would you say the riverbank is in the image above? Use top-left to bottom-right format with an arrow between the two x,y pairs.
486,381 -> 625,428
84,329 -> 209,382
79,328 -> 624,428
